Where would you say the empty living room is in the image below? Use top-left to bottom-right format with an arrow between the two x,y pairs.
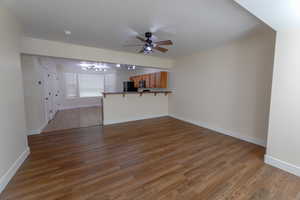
1,0 -> 300,199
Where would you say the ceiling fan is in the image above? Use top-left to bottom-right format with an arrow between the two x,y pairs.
125,32 -> 173,54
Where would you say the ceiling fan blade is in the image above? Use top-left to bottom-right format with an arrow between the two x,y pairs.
154,40 -> 173,46
139,49 -> 144,53
136,36 -> 146,42
154,46 -> 168,53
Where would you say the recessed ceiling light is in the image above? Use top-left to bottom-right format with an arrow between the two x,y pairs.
116,64 -> 121,68
64,30 -> 71,35
127,65 -> 137,70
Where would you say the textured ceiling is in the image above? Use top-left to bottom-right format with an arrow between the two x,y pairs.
3,0 -> 263,58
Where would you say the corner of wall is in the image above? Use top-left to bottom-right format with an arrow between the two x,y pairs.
27,121 -> 48,135
265,155 -> 300,177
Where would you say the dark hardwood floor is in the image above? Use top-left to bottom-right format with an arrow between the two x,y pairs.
1,117 -> 300,200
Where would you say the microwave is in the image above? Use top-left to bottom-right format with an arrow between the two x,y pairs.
123,81 -> 137,92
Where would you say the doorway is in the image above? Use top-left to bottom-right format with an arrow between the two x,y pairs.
21,55 -> 104,134
21,54 -> 166,134
41,57 -> 105,132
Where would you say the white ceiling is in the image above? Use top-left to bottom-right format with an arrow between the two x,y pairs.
4,0 -> 264,58
234,0 -> 300,31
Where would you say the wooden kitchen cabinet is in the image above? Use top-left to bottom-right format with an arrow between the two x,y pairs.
159,72 -> 168,88
130,76 -> 141,88
136,76 -> 142,88
155,72 -> 161,88
154,72 -> 168,88
149,73 -> 156,88
142,74 -> 150,88
130,72 -> 168,89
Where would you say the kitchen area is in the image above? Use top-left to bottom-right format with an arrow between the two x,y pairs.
21,54 -> 172,134
105,71 -> 170,95
103,67 -> 172,125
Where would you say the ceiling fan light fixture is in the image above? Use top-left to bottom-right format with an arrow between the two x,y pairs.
126,32 -> 173,55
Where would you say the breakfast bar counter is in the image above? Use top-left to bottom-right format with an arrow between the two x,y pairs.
102,91 -> 172,125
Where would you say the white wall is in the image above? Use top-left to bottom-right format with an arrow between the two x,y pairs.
21,55 -> 62,134
21,55 -> 46,134
103,93 -> 168,125
21,37 -> 174,69
0,5 -> 29,193
265,30 -> 300,176
169,26 -> 276,146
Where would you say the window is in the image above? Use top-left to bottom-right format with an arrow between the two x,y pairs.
64,73 -> 77,98
64,73 -> 104,98
78,74 -> 104,97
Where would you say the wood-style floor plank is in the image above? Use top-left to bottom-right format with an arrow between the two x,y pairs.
1,117 -> 300,200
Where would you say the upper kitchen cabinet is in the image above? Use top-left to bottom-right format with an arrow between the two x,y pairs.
130,76 -> 141,88
155,72 -> 168,88
149,73 -> 156,88
130,71 -> 168,89
142,74 -> 151,88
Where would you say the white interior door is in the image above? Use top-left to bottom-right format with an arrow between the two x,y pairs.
43,68 -> 54,121
52,73 -> 60,114
49,72 -> 59,119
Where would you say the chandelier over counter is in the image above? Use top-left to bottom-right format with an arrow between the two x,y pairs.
79,62 -> 110,72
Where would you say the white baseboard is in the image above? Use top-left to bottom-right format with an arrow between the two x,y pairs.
60,104 -> 101,110
104,115 -> 168,125
265,155 -> 300,177
0,147 -> 30,193
27,121 -> 48,135
169,115 -> 266,147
